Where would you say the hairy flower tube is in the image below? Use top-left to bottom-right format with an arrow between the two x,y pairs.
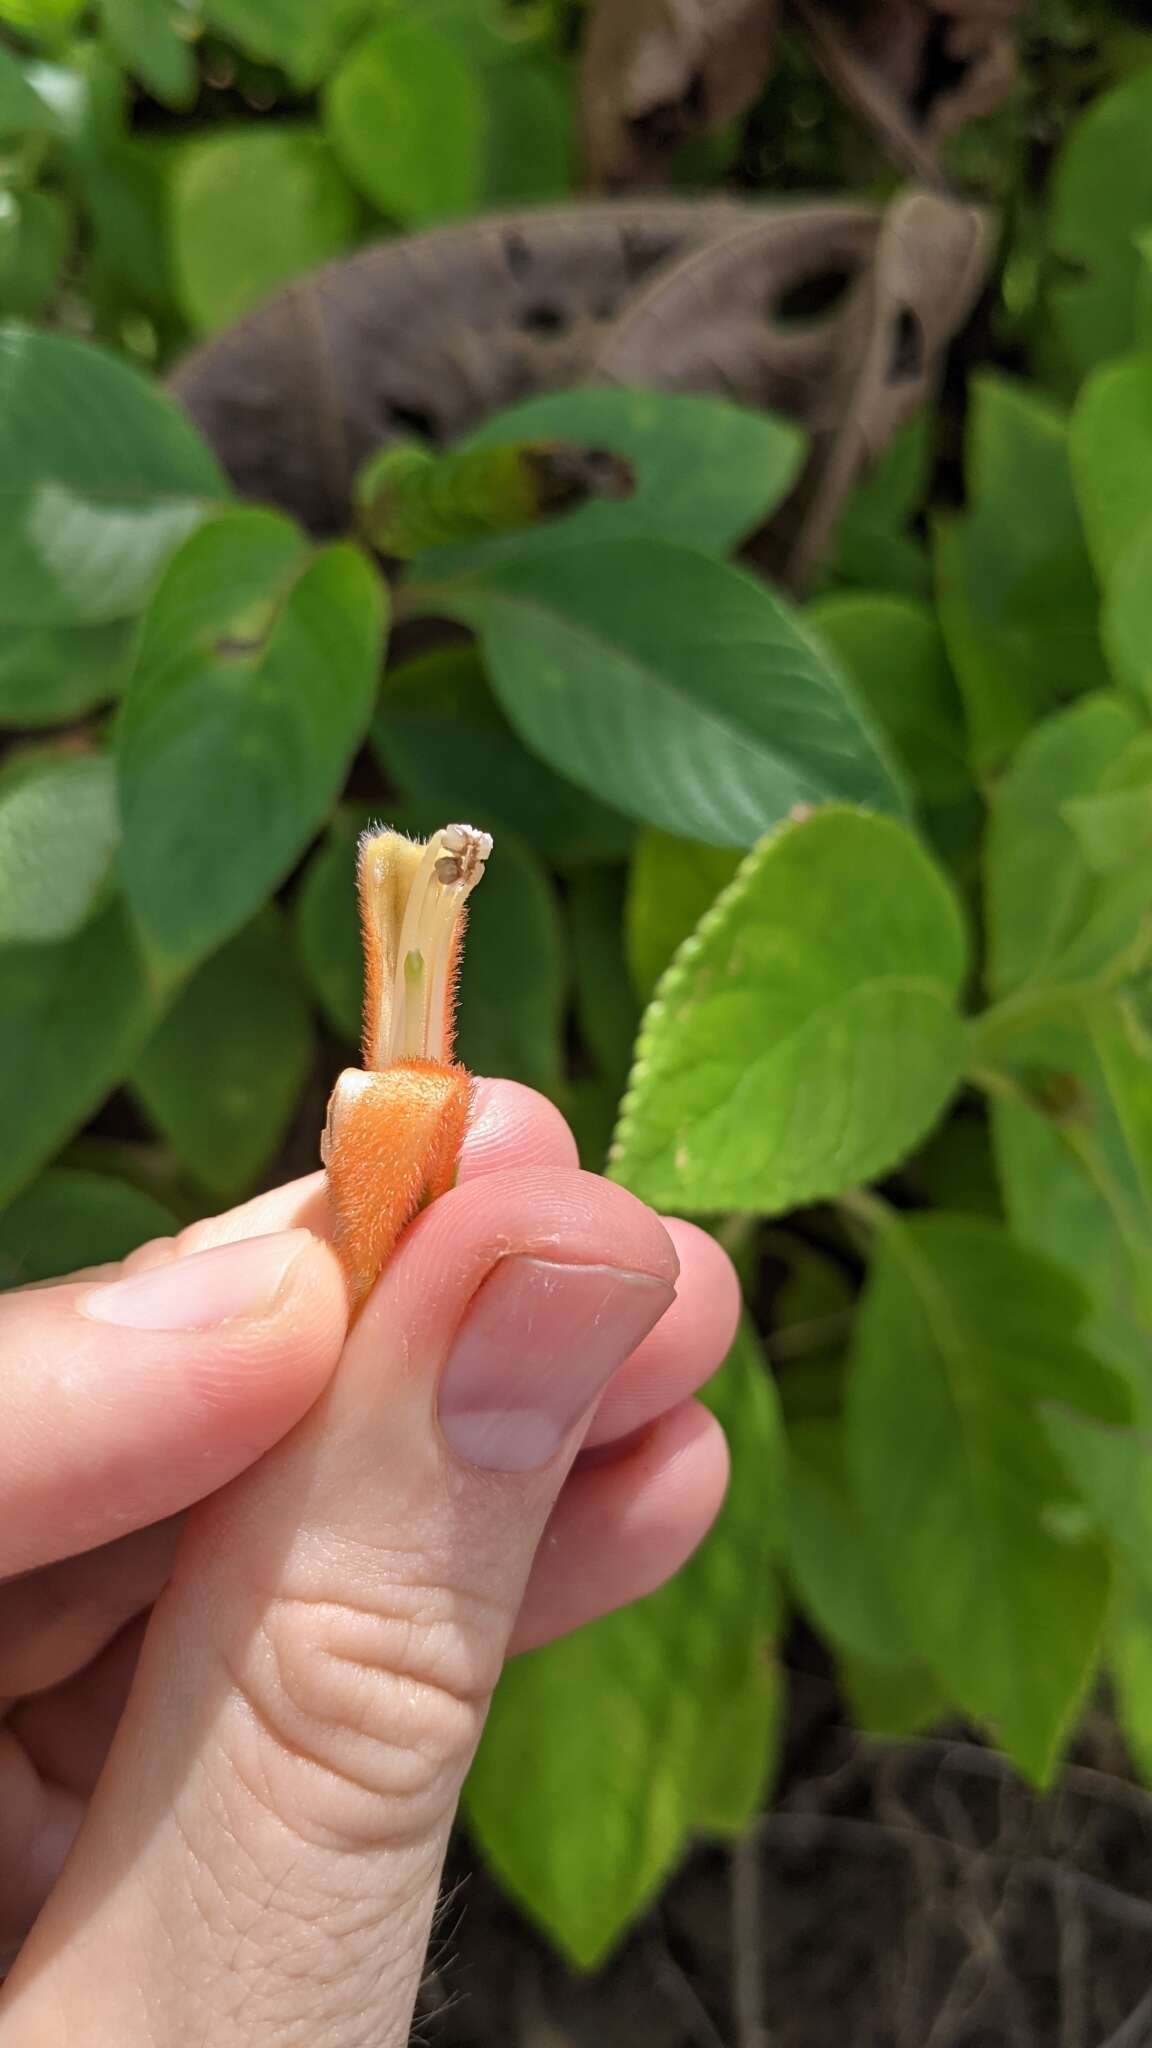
323,822 -> 492,1310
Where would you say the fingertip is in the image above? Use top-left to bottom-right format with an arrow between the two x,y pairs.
460,1078 -> 580,1179
661,1217 -> 742,1353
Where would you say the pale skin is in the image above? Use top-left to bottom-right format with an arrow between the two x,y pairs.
0,1077 -> 739,2045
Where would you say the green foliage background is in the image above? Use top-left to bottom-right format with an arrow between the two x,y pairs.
5,0 -> 1152,1974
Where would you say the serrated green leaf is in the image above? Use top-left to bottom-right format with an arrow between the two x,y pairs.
983,695 -> 1150,998
1043,64 -> 1152,385
0,619 -> 129,727
467,1323 -> 783,1967
172,128 -> 358,334
131,910 -> 313,1200
0,900 -> 155,1205
422,388 -> 806,573
375,645 -> 633,866
786,1419 -> 917,1669
325,19 -> 485,224
0,325 -> 225,629
935,376 -> 1106,770
612,809 -> 966,1214
847,1211 -> 1128,1782
625,828 -> 741,1004
99,0 -> 196,106
0,1167 -> 177,1287
805,593 -> 969,808
1069,353 -> 1152,581
427,541 -> 909,848
0,751 -> 118,944
118,510 -> 386,970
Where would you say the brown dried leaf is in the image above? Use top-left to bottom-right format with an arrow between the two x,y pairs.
579,0 -> 779,191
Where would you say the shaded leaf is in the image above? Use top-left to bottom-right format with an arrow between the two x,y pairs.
0,1168 -> 177,1288
0,751 -> 118,944
467,1322 -> 783,1967
625,827 -> 740,1003
325,19 -> 485,224
118,509 -> 386,970
848,1211 -> 1128,1781
786,1419 -> 917,1668
0,619 -> 129,727
98,0 -> 196,106
132,910 -> 314,1200
805,593 -> 969,808
1069,352 -> 1152,581
0,190 -> 69,319
1043,65 -> 1152,386
0,900 -> 155,1206
172,129 -> 358,334
613,809 -> 966,1214
427,540 -> 909,848
567,866 -> 638,1088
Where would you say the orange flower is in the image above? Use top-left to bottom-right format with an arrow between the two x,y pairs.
323,823 -> 492,1310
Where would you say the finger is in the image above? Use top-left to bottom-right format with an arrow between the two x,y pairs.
172,1078 -> 579,1255
0,1520 -> 178,1697
583,1219 -> 740,1448
12,1616 -> 147,1801
0,1228 -> 346,1576
12,1168 -> 679,2045
0,1728 -> 83,1954
511,1399 -> 729,1651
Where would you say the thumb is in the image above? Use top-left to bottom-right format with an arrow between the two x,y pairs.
10,1167 -> 677,2047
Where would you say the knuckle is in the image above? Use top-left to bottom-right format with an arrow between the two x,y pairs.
225,1580 -> 503,1850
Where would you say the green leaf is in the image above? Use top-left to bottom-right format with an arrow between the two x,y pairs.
847,1211 -> 1128,1781
98,0 -> 196,106
0,751 -> 119,944
324,19 -> 485,224
294,805 -> 566,1093
978,987 -> 1152,1381
838,1656 -> 946,1739
824,418 -> 932,598
118,511 -> 386,971
935,376 -> 1107,770
0,325 -> 225,629
0,900 -> 155,1206
0,42 -> 62,137
1102,518 -> 1152,701
0,0 -> 84,33
171,128 -> 359,334
375,645 -> 633,866
612,809 -> 966,1214
203,0 -> 368,88
0,1168 -> 177,1287
482,54 -> 572,205
1110,1574 -> 1152,1786
0,619 -> 129,727
983,694 -> 1149,998
1069,353 -> 1152,581
0,191 -> 69,318
427,541 -> 909,848
1044,1405 -> 1152,1595
422,388 -> 806,572
805,594 -> 969,808
1043,65 -> 1152,386
131,910 -> 313,1201
786,1419 -> 918,1669
567,867 -> 638,1088
625,828 -> 741,1004
467,1323 -> 783,1967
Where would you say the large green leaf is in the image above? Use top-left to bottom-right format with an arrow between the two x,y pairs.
171,128 -> 358,334
0,751 -> 119,944
0,900 -> 155,1205
131,910 -> 314,1201
421,387 -> 805,573
612,809 -> 966,1214
1069,353 -> 1152,582
427,541 -> 909,847
467,1323 -> 783,1967
294,807 -> 567,1093
0,325 -> 225,629
785,1419 -> 917,1669
118,510 -> 386,971
1045,1406 -> 1152,1595
0,619 -> 129,727
625,828 -> 741,1004
847,1211 -> 1128,1781
983,694 -> 1150,998
324,19 -> 485,223
805,593 -> 969,808
0,1168 -> 177,1287
1042,65 -> 1152,386
935,376 -> 1107,770
98,0 -> 195,106
375,645 -> 633,866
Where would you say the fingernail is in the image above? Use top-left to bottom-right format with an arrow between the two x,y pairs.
439,1257 -> 676,1472
82,1230 -> 312,1332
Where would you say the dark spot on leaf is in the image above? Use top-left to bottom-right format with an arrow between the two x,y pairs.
888,307 -> 925,385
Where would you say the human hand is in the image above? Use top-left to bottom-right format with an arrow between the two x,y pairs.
0,1078 -> 737,2045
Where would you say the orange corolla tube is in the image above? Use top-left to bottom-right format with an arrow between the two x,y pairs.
322,822 -> 492,1311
